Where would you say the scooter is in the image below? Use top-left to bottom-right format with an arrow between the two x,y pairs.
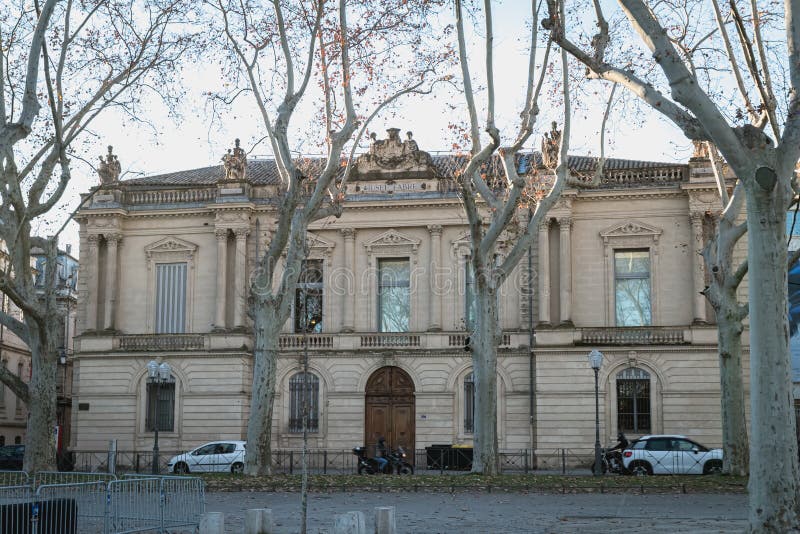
387,446 -> 414,475
590,447 -> 625,475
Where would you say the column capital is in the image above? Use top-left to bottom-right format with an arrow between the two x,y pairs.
340,228 -> 356,241
233,227 -> 250,239
689,211 -> 705,225
215,228 -> 229,240
427,224 -> 443,237
87,234 -> 100,247
104,233 -> 123,244
538,218 -> 552,232
557,216 -> 572,229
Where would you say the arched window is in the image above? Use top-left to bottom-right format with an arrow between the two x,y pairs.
464,372 -> 475,433
616,367 -> 651,433
289,372 -> 319,433
146,375 -> 176,432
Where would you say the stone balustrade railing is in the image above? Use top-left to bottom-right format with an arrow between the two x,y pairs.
279,334 -> 335,349
123,188 -> 217,205
579,327 -> 686,345
119,334 -> 206,351
360,334 -> 421,348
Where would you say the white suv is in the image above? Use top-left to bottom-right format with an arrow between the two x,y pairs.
167,441 -> 246,474
622,435 -> 723,475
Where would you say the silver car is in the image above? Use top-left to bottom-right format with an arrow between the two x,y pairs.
167,441 -> 246,474
622,435 -> 723,475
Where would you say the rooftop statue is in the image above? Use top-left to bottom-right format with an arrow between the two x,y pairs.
541,122 -> 561,169
355,128 -> 433,175
97,145 -> 121,185
222,138 -> 247,181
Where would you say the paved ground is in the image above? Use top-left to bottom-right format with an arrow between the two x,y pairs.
206,491 -> 748,533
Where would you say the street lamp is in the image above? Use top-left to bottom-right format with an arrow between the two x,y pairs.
146,360 -> 171,474
588,349 -> 603,476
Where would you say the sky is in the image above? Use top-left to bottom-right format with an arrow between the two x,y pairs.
51,1 -> 693,256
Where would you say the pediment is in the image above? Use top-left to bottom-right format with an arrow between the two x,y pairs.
144,236 -> 198,255
600,221 -> 662,238
363,229 -> 420,253
305,232 -> 336,250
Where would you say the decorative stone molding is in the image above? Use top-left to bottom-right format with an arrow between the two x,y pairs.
215,228 -> 229,240
427,224 -> 443,237
233,228 -> 250,239
340,228 -> 356,241
363,228 -> 420,259
600,221 -> 662,245
144,236 -> 198,263
306,232 -> 336,267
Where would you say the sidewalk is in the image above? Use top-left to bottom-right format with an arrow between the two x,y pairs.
205,490 -> 747,533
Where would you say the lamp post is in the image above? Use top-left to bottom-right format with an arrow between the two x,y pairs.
588,349 -> 603,476
147,360 -> 171,474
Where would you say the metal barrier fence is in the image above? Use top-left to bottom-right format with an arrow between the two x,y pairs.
70,448 -> 597,475
0,474 -> 204,534
0,470 -> 30,487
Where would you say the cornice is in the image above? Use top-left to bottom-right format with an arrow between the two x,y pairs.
574,189 -> 686,202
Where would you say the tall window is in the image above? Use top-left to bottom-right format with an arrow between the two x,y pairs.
616,367 -> 651,433
289,372 -> 319,433
378,259 -> 410,332
294,260 -> 324,333
464,371 -> 475,433
15,362 -> 22,415
155,263 -> 187,333
146,377 -> 176,432
614,250 -> 651,326
465,262 -> 476,331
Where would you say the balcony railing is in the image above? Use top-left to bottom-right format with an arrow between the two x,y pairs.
579,327 -> 686,345
119,334 -> 206,351
360,334 -> 420,348
448,333 -> 511,348
279,335 -> 334,349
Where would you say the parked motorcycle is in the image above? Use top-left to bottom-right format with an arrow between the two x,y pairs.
590,447 -> 625,475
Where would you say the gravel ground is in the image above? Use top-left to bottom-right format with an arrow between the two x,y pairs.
205,490 -> 748,533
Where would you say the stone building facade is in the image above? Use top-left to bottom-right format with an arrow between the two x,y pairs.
71,132 -> 736,462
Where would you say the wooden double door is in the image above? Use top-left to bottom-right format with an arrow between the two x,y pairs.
365,366 -> 415,453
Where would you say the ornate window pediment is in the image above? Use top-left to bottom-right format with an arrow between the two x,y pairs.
144,236 -> 198,262
363,229 -> 420,256
600,221 -> 662,244
306,232 -> 336,254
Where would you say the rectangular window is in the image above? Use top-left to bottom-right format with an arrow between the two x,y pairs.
464,372 -> 475,433
617,378 -> 651,433
146,380 -> 176,432
155,263 -> 187,334
614,250 -> 651,326
378,259 -> 410,332
294,260 -> 324,333
289,372 -> 320,433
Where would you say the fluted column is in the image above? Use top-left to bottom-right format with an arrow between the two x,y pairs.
103,233 -> 121,330
215,229 -> 228,330
538,220 -> 551,325
427,224 -> 443,331
690,212 -> 708,324
86,234 -> 100,331
340,228 -> 356,333
233,228 -> 249,328
558,217 -> 572,325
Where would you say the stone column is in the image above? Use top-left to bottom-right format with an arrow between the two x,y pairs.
86,234 -> 100,331
233,228 -> 249,328
537,220 -> 551,325
215,229 -> 228,330
427,225 -> 443,331
690,212 -> 708,324
558,217 -> 572,325
103,233 -> 121,330
340,228 -> 356,333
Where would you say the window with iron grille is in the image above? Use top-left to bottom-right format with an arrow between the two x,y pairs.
614,250 -> 651,326
464,371 -> 475,433
378,259 -> 410,332
289,372 -> 319,433
616,367 -> 651,433
155,263 -> 187,333
145,378 -> 176,432
294,260 -> 324,333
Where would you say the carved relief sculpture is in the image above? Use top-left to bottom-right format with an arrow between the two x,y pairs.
354,128 -> 434,175
222,138 -> 247,181
97,146 -> 121,185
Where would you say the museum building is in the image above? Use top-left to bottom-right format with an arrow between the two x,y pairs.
71,130 -> 737,464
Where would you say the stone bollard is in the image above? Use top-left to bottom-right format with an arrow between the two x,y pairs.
199,512 -> 224,534
374,506 -> 396,534
245,508 -> 274,534
333,511 -> 366,534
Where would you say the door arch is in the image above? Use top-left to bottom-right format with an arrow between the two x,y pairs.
365,366 -> 415,452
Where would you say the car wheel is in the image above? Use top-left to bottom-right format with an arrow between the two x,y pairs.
629,461 -> 652,476
231,462 -> 244,475
703,460 -> 723,475
174,462 -> 190,475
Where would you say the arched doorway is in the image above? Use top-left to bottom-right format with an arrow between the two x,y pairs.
365,367 -> 415,452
